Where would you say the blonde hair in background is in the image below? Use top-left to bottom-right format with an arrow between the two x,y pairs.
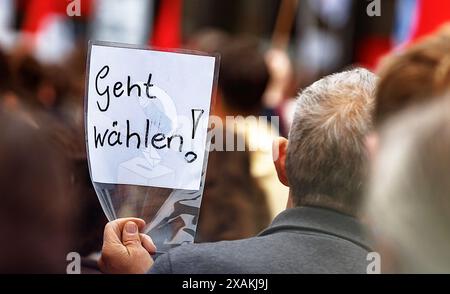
375,24 -> 450,126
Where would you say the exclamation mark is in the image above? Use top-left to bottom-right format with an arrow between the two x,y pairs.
191,109 -> 205,139
184,108 -> 205,163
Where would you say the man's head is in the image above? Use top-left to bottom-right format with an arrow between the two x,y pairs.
375,24 -> 450,128
366,96 -> 450,273
274,68 -> 376,215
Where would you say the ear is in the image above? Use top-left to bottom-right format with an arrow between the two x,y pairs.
273,137 -> 289,187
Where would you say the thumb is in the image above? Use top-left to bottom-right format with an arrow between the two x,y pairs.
122,221 -> 142,248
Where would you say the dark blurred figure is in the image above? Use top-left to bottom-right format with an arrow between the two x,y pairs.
61,43 -> 88,127
9,54 -> 45,107
8,52 -> 70,117
216,37 -> 289,218
0,109 -> 75,273
196,132 -> 271,242
0,49 -> 11,96
186,32 -> 289,218
218,37 -> 269,116
44,113 -> 107,273
2,43 -> 107,273
184,28 -> 229,117
0,49 -> 19,110
185,31 -> 268,117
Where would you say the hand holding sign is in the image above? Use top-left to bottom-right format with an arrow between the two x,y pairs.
85,42 -> 218,253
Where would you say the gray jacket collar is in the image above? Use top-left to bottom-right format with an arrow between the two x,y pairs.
258,206 -> 372,251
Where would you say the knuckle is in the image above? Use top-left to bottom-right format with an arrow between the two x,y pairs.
104,222 -> 113,233
123,239 -> 140,247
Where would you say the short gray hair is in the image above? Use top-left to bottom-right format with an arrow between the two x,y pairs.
286,68 -> 376,215
367,96 -> 450,273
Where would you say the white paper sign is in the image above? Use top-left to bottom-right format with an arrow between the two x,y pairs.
86,42 -> 216,190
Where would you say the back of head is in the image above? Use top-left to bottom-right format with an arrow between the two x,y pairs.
10,54 -> 44,100
0,110 -> 74,273
286,68 -> 376,215
375,24 -> 450,127
218,37 -> 269,114
367,96 -> 450,273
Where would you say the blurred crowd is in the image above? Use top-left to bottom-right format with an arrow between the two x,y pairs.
1,0 -> 450,273
0,32 -> 283,273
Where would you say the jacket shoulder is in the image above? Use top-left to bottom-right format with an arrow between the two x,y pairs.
150,237 -> 262,274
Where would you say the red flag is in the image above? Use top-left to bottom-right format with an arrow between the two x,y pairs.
21,0 -> 66,34
150,0 -> 182,49
410,0 -> 450,42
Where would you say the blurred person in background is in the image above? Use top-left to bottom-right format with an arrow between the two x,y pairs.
366,96 -> 450,273
185,31 -> 273,241
0,106 -> 106,273
186,31 -> 290,219
99,68 -> 376,274
0,109 -> 76,273
215,36 -> 290,219
362,23 -> 450,274
44,114 -> 107,273
196,130 -> 271,243
8,53 -> 69,115
55,43 -> 88,130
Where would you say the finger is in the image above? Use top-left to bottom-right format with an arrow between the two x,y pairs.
140,233 -> 157,255
122,221 -> 142,248
103,218 -> 146,245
